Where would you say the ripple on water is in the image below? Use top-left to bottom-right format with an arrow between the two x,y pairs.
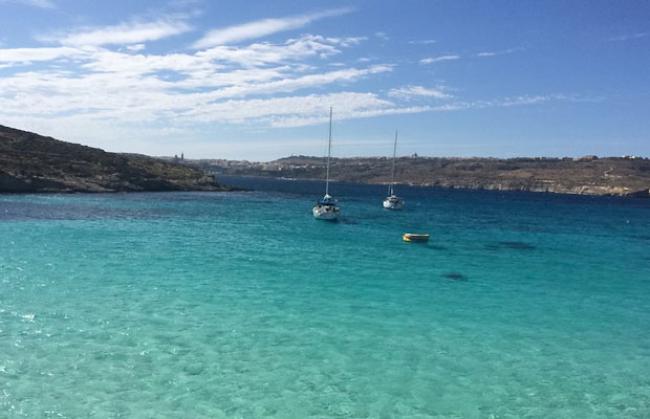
485,240 -> 537,251
442,272 -> 467,281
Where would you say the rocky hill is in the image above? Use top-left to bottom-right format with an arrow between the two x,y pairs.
0,125 -> 225,193
193,155 -> 650,198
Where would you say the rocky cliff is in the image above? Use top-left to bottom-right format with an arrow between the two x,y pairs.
0,125 -> 225,193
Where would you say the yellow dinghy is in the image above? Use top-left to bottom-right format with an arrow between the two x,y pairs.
403,233 -> 430,243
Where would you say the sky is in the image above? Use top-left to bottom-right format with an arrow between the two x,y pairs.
0,0 -> 648,160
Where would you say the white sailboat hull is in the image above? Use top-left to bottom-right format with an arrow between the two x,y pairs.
312,204 -> 340,220
383,196 -> 405,210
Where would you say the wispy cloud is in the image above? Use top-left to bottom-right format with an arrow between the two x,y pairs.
193,8 -> 353,48
179,92 -> 396,126
0,0 -> 55,9
408,39 -> 436,45
419,55 -> 460,64
608,32 -> 648,42
272,105 -> 431,128
44,18 -> 192,47
269,94 -> 574,128
476,47 -> 524,57
388,85 -> 451,100
125,44 -> 146,52
196,35 -> 363,67
0,46 -> 83,64
429,94 -> 575,112
201,65 -> 393,100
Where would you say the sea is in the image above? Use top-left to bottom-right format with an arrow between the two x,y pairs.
1,176 -> 649,418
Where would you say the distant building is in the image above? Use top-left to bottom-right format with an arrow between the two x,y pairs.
575,155 -> 598,161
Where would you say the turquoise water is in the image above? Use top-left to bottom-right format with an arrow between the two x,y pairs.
1,177 -> 650,418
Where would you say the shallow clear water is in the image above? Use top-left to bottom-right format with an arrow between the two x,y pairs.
1,177 -> 650,418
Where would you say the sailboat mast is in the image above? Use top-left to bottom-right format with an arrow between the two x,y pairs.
389,130 -> 398,195
325,107 -> 332,196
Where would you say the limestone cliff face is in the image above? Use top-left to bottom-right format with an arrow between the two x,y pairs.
0,125 -> 226,193
196,155 -> 650,198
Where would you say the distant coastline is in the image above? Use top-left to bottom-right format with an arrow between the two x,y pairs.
3,123 -> 648,198
184,155 -> 650,198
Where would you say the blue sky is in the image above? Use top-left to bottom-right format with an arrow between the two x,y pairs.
0,0 -> 648,159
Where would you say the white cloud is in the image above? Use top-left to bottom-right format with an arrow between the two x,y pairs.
46,18 -> 192,47
498,94 -> 567,107
388,85 -> 451,100
179,92 -> 394,125
408,39 -> 436,45
197,35 -> 360,67
193,7 -> 353,48
204,65 -> 392,99
272,105 -> 431,128
126,44 -> 146,52
419,55 -> 460,64
476,47 -> 523,57
0,46 -> 83,64
0,0 -> 55,8
427,94 -> 572,112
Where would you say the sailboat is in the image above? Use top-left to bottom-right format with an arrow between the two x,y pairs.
383,130 -> 405,210
312,107 -> 341,220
